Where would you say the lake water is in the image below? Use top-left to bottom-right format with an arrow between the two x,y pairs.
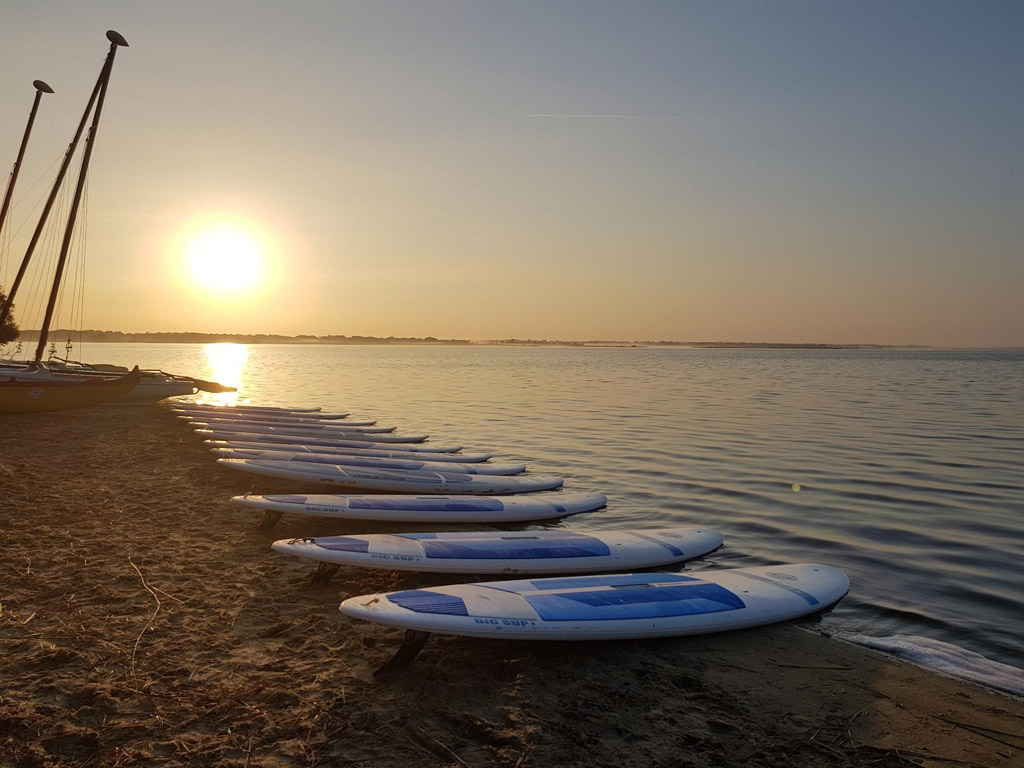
66,343 -> 1024,691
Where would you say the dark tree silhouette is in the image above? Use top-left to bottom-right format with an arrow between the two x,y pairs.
0,289 -> 20,344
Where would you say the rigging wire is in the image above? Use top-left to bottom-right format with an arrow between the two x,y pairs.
20,172 -> 72,348
58,164 -> 91,355
53,154 -> 84,345
67,174 -> 90,358
0,153 -> 65,284
1,164 -> 9,284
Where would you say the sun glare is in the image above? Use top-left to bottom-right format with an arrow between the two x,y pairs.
197,342 -> 249,405
186,229 -> 264,292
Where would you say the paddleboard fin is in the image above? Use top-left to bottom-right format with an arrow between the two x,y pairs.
374,630 -> 431,677
310,562 -> 340,587
258,510 -> 284,532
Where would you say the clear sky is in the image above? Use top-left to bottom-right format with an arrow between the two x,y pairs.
1,1 -> 1021,346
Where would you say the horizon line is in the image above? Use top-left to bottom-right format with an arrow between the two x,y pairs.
9,328 -> 1022,350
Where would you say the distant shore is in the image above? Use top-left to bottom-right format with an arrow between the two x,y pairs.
9,329 -> 929,349
1,406 -> 1020,767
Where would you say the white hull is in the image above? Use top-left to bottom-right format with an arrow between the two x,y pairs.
0,363 -> 194,403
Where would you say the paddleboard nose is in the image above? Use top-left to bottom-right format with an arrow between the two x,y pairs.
754,563 -> 851,605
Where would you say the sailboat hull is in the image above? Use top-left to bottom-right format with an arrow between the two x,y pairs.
0,367 -> 141,413
0,364 -> 196,403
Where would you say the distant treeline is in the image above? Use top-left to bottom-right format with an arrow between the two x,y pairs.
14,329 -> 472,345
10,329 -> 925,349
486,339 -> 920,349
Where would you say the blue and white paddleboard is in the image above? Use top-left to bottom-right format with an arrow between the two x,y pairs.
210,448 -> 525,475
340,564 -> 850,640
172,406 -> 350,422
206,440 -> 492,462
187,419 -> 397,434
175,412 -> 379,427
233,492 -> 607,522
195,429 -> 461,452
171,401 -> 330,415
274,528 -> 724,575
218,458 -> 563,493
195,427 -> 432,445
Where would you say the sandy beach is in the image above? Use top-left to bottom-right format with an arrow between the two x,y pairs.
1,406 -> 1020,767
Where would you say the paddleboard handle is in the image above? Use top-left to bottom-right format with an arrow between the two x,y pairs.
374,630 -> 432,677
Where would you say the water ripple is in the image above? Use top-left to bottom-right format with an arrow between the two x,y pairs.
93,343 -> 1023,672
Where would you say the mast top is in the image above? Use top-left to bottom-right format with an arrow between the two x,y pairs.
33,80 -> 54,94
106,30 -> 129,47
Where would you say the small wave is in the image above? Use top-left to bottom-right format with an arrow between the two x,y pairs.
840,632 -> 1024,697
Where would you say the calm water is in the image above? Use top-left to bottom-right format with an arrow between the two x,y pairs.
75,343 -> 1024,686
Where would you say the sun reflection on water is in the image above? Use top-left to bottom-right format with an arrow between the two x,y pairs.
199,343 -> 249,404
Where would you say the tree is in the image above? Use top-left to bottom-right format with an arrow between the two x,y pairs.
0,289 -> 20,344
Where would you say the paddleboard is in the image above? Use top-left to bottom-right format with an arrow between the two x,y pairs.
232,492 -> 608,522
195,430 -> 461,452
171,405 -> 347,420
340,564 -> 850,640
211,448 -> 525,475
218,458 -> 563,493
195,427 -> 430,444
171,401 -> 327,414
187,419 -> 396,434
274,528 -> 724,575
175,412 -> 379,427
206,440 -> 492,462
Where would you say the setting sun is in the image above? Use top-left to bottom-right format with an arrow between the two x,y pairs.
185,229 -> 264,292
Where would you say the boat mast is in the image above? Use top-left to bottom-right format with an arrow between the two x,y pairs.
33,31 -> 128,363
0,52 -> 109,332
0,80 -> 54,244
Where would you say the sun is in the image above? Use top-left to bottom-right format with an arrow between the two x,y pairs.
185,229 -> 264,292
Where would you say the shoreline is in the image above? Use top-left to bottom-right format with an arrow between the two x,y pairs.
1,407 -> 1021,767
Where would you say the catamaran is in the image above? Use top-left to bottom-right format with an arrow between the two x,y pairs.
0,366 -> 141,414
0,32 -> 231,404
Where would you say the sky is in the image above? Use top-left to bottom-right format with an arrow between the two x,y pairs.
1,1 -> 1021,346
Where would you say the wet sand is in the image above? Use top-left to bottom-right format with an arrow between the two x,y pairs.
1,406 -> 1020,767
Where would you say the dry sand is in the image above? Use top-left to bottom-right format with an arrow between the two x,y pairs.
1,406 -> 1021,767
